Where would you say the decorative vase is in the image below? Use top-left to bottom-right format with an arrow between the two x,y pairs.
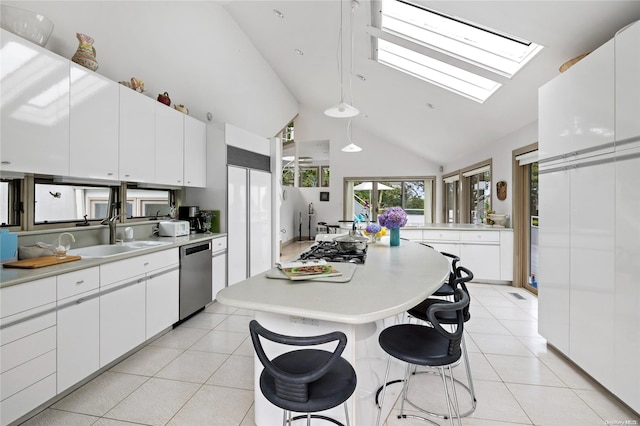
369,234 -> 377,244
71,33 -> 98,71
390,228 -> 400,246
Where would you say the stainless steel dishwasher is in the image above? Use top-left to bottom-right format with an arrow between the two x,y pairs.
179,241 -> 212,320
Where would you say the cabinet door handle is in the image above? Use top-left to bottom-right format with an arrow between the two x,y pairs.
143,262 -> 150,266
75,280 -> 85,285
1,161 -> 10,165
76,298 -> 85,305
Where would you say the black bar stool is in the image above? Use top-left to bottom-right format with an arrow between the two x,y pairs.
376,289 -> 470,426
249,320 -> 357,425
407,265 -> 476,418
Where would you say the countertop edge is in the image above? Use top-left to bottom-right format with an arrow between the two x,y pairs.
0,233 -> 227,288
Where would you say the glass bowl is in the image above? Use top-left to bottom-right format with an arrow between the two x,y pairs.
0,5 -> 54,47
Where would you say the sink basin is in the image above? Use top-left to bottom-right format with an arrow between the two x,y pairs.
68,241 -> 174,259
67,244 -> 137,259
123,241 -> 173,249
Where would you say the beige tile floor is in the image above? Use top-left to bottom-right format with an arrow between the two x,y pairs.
19,242 -> 640,426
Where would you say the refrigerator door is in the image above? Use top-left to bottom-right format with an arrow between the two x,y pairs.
249,169 -> 272,277
227,166 -> 248,285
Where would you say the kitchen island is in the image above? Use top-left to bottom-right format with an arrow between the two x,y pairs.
216,239 -> 450,425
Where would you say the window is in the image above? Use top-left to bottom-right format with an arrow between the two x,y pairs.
443,173 -> 460,223
34,181 -> 115,224
125,186 -> 172,219
345,177 -> 434,226
462,164 -> 491,224
1,179 -> 21,227
374,0 -> 543,102
299,167 -> 319,188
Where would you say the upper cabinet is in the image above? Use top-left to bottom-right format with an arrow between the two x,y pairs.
69,63 -> 119,180
0,29 -> 70,176
615,21 -> 640,145
155,104 -> 184,186
183,115 -> 206,187
1,29 -> 207,187
119,86 -> 155,183
538,39 -> 615,161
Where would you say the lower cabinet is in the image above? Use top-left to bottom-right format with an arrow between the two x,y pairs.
146,265 -> 179,338
100,276 -> 146,367
57,267 -> 100,393
0,277 -> 57,426
212,237 -> 228,300
405,228 -> 513,282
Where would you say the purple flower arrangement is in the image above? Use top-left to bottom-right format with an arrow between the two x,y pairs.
378,207 -> 408,230
365,222 -> 382,235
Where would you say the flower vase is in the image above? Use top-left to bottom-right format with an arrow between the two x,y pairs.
369,234 -> 377,244
71,33 -> 98,71
390,228 -> 400,246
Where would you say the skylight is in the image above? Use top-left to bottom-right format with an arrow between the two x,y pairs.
378,39 -> 501,103
375,0 -> 543,102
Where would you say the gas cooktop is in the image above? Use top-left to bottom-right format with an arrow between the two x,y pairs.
298,241 -> 367,264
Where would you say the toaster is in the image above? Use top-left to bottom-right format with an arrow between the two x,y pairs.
158,220 -> 190,237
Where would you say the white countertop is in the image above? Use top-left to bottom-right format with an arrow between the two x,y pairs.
403,223 -> 512,231
216,239 -> 450,324
0,233 -> 227,288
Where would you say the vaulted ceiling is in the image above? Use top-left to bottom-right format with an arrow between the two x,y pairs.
225,1 -> 640,164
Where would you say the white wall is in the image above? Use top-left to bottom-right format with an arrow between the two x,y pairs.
8,1 -> 298,138
292,105 -> 442,224
443,120 -> 538,218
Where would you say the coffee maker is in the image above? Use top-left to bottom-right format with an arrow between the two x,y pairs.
178,206 -> 203,233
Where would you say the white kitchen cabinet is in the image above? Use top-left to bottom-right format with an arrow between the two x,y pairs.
228,166 -> 248,285
613,148 -> 640,410
459,240 -> 500,281
538,167 -> 571,355
614,21 -> 640,143
419,228 -> 511,281
119,86 -> 155,182
69,63 -> 119,180
99,275 -> 146,367
568,160 -> 615,389
538,39 -> 614,161
1,277 -> 57,426
155,104 -> 184,186
212,237 -> 228,299
56,267 -> 100,393
399,229 -> 422,241
146,264 -> 179,338
100,249 -> 179,366
249,169 -> 272,277
184,115 -> 207,187
0,29 -> 70,176
499,230 -> 514,281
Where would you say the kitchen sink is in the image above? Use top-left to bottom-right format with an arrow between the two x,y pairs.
67,241 -> 173,259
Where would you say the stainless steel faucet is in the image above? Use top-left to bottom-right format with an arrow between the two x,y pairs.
101,210 -> 120,245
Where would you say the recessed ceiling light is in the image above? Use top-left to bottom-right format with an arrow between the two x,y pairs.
356,74 -> 366,81
294,48 -> 304,56
273,9 -> 284,19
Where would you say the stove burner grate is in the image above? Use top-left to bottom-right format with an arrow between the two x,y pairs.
298,241 -> 367,264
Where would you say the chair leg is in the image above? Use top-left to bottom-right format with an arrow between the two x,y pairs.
376,355 -> 392,426
448,365 -> 463,426
398,362 -> 412,417
461,333 -> 477,411
307,413 -> 311,426
344,401 -> 351,426
439,366 -> 455,426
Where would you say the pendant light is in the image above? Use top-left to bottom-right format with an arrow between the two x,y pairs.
342,118 -> 362,152
324,0 -> 360,118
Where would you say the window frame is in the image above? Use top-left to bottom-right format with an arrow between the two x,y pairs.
442,171 -> 460,223
343,176 -> 436,225
459,159 -> 492,224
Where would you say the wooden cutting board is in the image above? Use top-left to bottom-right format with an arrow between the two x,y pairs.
3,255 -> 82,269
